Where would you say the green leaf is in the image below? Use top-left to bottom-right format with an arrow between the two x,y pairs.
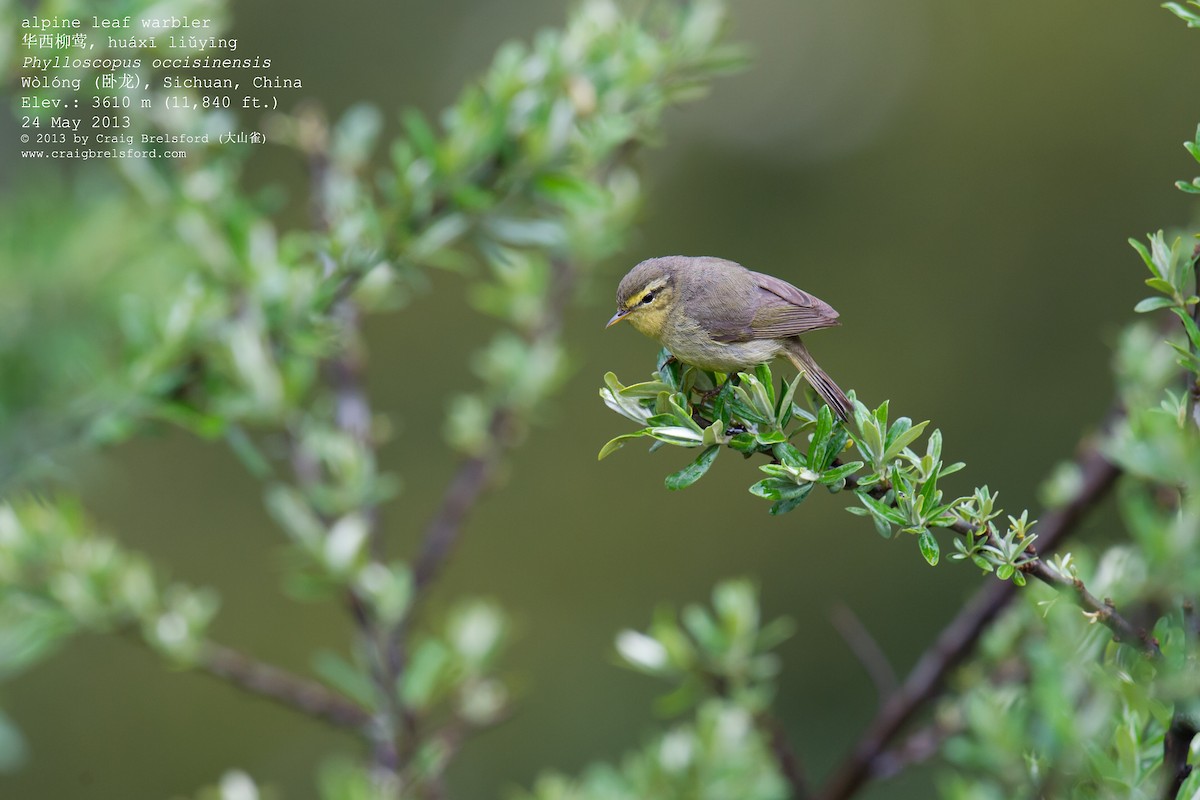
729,432 -> 758,454
883,419 -> 929,463
807,405 -> 834,469
154,403 -> 227,438
821,461 -> 864,484
532,172 -> 605,207
0,711 -> 27,772
757,617 -> 797,651
681,605 -> 724,653
754,429 -> 789,446
666,395 -> 704,434
1170,306 -> 1200,350
484,216 -> 566,248
917,462 -> 942,520
770,483 -> 814,515
600,373 -> 656,425
399,640 -> 454,709
749,477 -> 797,500
855,491 -> 906,526
224,426 -> 273,479
312,650 -> 376,710
402,108 -> 439,159
701,419 -> 726,447
653,680 -> 702,716
755,363 -> 775,407
774,442 -> 807,468
1146,277 -> 1177,295
665,446 -> 720,490
917,529 -> 940,566
758,464 -> 798,479
1133,296 -> 1176,313
598,430 -> 650,460
854,412 -> 885,465
647,426 -> 706,446
1129,237 -> 1157,276
1166,2 -> 1200,27
733,374 -> 776,423
410,213 -> 470,260
776,374 -> 803,426
941,461 -> 966,477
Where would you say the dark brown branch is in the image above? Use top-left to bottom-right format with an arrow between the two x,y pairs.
817,417 -> 1121,800
870,717 -> 960,781
1161,713 -> 1198,800
198,642 -> 370,729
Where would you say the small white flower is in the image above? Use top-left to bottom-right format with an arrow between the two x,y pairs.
219,770 -> 259,800
616,630 -> 668,672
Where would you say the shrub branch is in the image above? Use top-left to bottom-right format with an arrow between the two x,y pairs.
817,413 -> 1122,800
198,642 -> 371,729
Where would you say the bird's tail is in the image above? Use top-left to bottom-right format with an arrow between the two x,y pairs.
783,340 -> 851,424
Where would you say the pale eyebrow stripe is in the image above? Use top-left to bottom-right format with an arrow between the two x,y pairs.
626,279 -> 668,308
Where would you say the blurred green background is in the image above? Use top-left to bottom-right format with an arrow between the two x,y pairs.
2,1 -> 1197,797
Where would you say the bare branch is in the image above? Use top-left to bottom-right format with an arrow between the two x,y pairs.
870,717 -> 960,781
1022,559 -> 1161,657
830,604 -> 898,704
817,415 -> 1121,800
413,409 -> 511,593
198,642 -> 370,729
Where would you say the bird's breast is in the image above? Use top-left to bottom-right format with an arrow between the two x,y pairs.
660,313 -> 782,373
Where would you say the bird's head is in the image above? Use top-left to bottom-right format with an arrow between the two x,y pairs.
607,257 -> 681,339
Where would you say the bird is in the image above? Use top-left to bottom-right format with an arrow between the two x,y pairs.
606,255 -> 851,422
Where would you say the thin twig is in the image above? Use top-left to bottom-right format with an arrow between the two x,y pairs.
198,642 -> 370,729
938,515 -> 1160,658
410,256 -> 574,595
755,711 -> 810,800
412,410 -> 511,593
1023,560 -> 1161,656
817,415 -> 1122,800
830,604 -> 898,704
296,110 -> 401,776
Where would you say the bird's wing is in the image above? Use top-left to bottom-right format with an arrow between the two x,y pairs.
711,271 -> 840,342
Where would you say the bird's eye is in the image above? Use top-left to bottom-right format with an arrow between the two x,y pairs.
641,292 -> 655,305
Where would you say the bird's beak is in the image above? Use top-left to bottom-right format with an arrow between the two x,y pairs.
606,309 -> 628,328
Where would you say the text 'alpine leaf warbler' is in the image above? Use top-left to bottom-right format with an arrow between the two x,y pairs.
607,255 -> 852,422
